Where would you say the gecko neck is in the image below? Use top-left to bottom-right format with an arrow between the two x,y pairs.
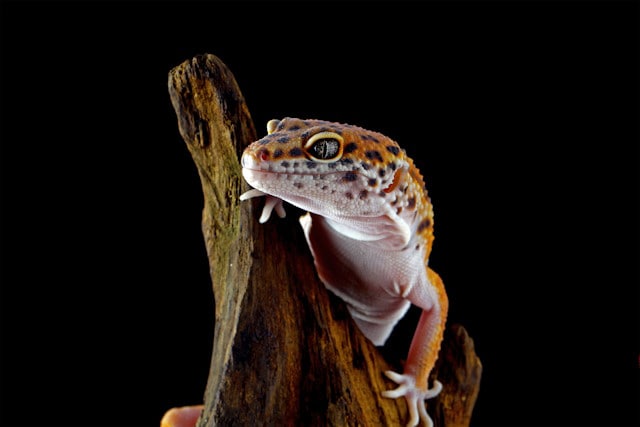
324,217 -> 389,242
322,211 -> 414,252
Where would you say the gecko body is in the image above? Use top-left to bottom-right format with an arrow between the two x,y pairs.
240,118 -> 448,427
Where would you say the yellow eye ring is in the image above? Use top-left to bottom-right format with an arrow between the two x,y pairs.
304,131 -> 344,162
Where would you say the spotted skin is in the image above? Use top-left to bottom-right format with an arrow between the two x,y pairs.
241,118 -> 448,427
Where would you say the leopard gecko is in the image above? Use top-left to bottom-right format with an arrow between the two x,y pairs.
240,118 -> 448,427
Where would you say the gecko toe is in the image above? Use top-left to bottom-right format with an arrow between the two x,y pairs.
381,384 -> 408,399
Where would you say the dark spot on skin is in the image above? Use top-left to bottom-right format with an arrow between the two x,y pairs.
407,197 -> 416,209
396,207 -> 403,214
289,147 -> 303,157
306,161 -> 317,169
294,182 -> 304,189
390,199 -> 397,205
415,244 -> 420,251
277,137 -> 288,143
345,192 -> 354,200
378,191 -> 387,197
344,142 -> 358,154
292,162 -> 299,168
402,185 -> 408,193
368,178 -> 377,187
288,125 -> 301,131
273,149 -> 284,159
321,185 -> 328,190
386,145 -> 400,155
389,162 -> 397,171
343,171 -> 358,182
301,131 -> 311,140
417,218 -> 432,232
339,158 -> 354,165
276,122 -> 285,131
365,150 -> 384,162
359,190 -> 368,200
328,163 -> 337,169
258,136 -> 272,146
281,161 -> 290,168
361,134 -> 379,143
378,168 -> 386,177
332,128 -> 343,135
361,162 -> 371,171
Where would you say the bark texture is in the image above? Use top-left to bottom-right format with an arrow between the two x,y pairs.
168,53 -> 481,427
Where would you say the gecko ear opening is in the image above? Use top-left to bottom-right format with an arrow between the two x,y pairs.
383,168 -> 403,193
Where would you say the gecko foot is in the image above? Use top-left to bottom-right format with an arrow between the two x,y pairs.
382,371 -> 442,427
239,190 -> 286,223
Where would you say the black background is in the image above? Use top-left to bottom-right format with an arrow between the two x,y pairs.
1,1 -> 638,426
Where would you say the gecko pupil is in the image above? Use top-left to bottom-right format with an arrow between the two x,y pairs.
311,138 -> 340,160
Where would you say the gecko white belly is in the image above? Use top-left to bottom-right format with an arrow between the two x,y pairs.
300,212 -> 433,346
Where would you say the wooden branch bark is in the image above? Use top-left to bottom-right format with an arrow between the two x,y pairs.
167,53 -> 481,427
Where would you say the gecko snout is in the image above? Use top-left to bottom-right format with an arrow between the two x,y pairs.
241,147 -> 272,170
240,150 -> 259,169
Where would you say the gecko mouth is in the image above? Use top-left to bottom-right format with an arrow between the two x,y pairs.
241,167 -> 360,216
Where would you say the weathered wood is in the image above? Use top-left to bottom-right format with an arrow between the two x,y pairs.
167,53 -> 481,426
168,55 -> 257,425
432,324 -> 482,427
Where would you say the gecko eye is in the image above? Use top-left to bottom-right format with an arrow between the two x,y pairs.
304,131 -> 343,162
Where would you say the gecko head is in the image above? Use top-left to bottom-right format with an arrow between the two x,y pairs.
241,118 -> 413,219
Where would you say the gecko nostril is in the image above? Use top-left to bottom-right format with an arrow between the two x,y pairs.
253,148 -> 270,162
